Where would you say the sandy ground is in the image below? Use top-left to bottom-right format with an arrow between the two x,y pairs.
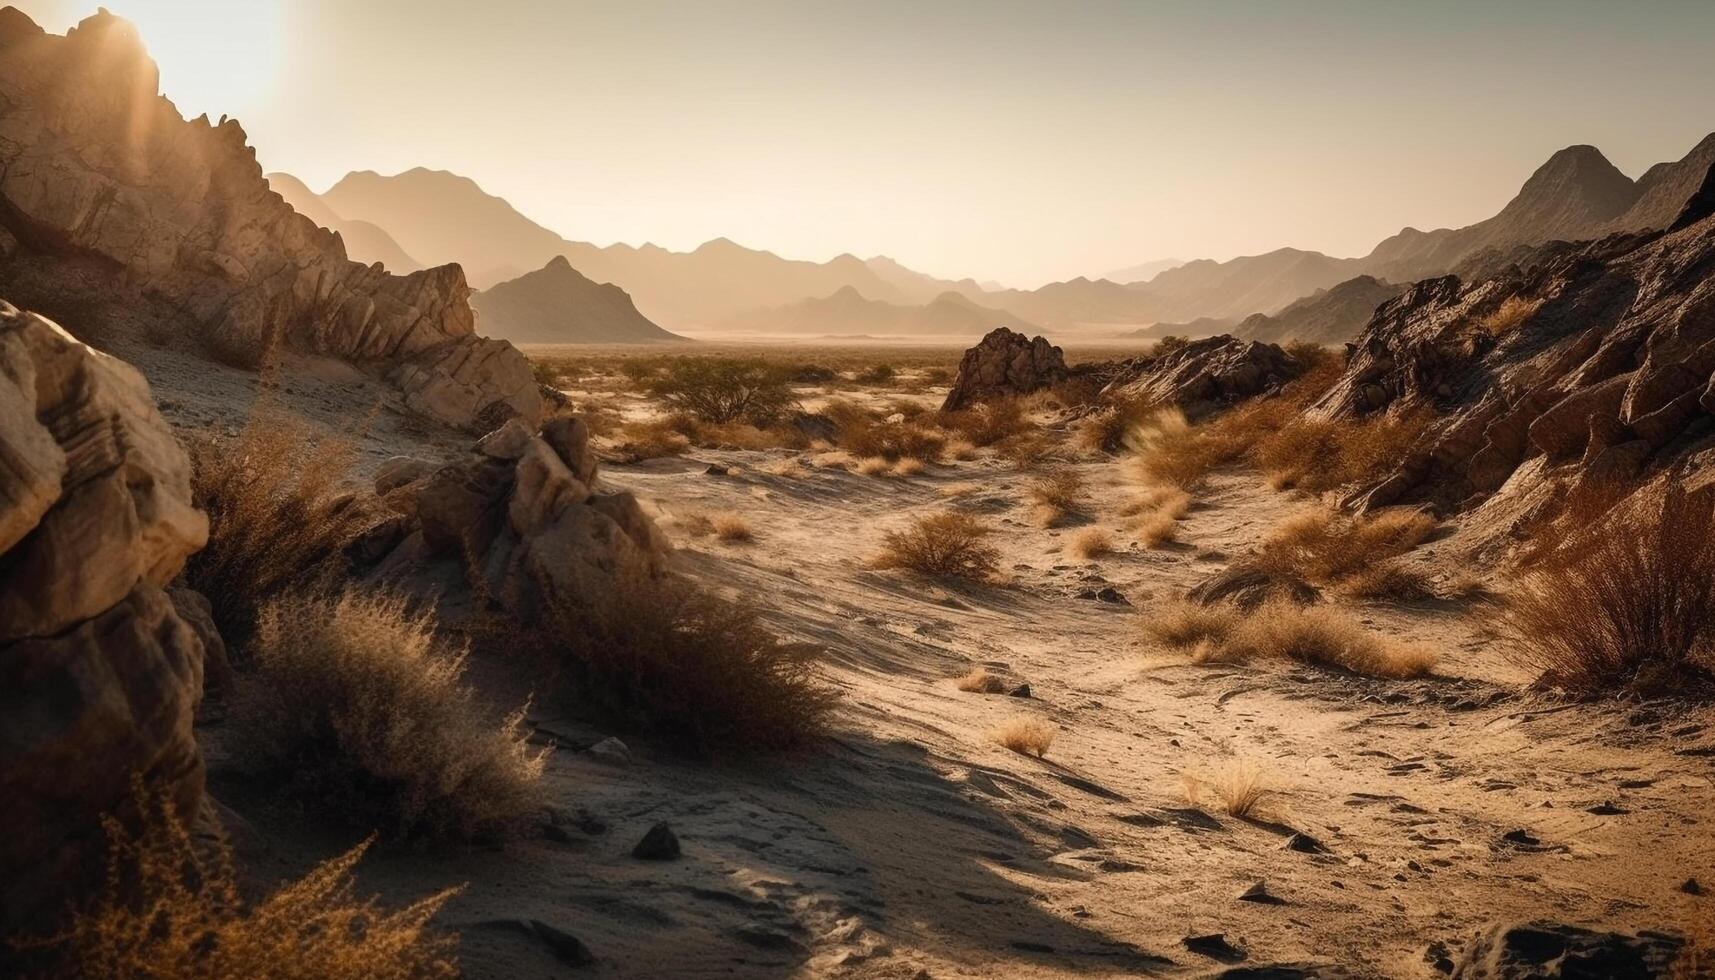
130,350 -> 1713,979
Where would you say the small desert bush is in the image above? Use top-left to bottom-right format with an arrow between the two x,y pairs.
956,668 -> 1008,694
1077,396 -> 1157,454
1254,410 -> 1429,493
1337,561 -> 1434,601
1145,601 -> 1241,651
679,419 -> 808,452
646,357 -> 797,424
1500,484 -> 1715,696
1068,527 -> 1114,560
1227,600 -> 1438,678
530,574 -> 837,752
1184,757 -> 1270,818
856,363 -> 897,385
941,437 -> 979,461
993,716 -> 1055,758
855,455 -> 892,476
942,398 -> 1033,448
873,512 -> 1001,581
1126,407 -> 1233,490
1256,506 -> 1436,586
1119,486 -> 1192,520
1028,467 -> 1086,512
612,418 -> 692,461
890,457 -> 927,478
238,591 -> 546,841
712,513 -> 755,542
1130,509 -> 1180,547
185,409 -> 375,643
839,419 -> 947,462
1478,295 -> 1543,336
21,789 -> 459,979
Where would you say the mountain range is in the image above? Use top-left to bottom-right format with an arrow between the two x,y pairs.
265,173 -> 422,275
470,257 -> 682,344
273,131 -> 1715,341
722,285 -> 1039,338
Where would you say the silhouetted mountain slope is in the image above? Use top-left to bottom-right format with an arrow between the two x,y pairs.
1102,257 -> 1185,284
1233,275 -> 1405,346
471,257 -> 680,344
266,172 -> 422,274
725,285 -> 1038,337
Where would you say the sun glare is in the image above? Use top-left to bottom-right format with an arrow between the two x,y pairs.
101,0 -> 284,119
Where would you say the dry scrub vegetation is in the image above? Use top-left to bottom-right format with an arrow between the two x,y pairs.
523,574 -> 838,752
1255,506 -> 1437,594
1183,757 -> 1270,818
1478,295 -> 1543,335
956,668 -> 1009,694
1146,599 -> 1437,679
1068,527 -> 1114,560
238,591 -> 546,842
1501,484 -> 1715,697
993,716 -> 1056,758
873,512 -> 1001,582
25,787 -> 458,979
185,410 -> 376,642
1027,467 -> 1086,526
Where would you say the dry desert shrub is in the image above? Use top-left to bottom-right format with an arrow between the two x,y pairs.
873,512 -> 1001,582
1027,467 -> 1085,526
993,716 -> 1055,758
674,510 -> 717,538
712,513 -> 755,543
185,409 -> 375,644
1253,409 -> 1430,493
1130,509 -> 1181,547
645,357 -> 798,425
762,457 -> 808,478
1336,561 -> 1435,601
855,363 -> 897,385
1478,295 -> 1543,335
941,398 -> 1034,447
940,437 -> 979,461
239,591 -> 546,841
1119,485 -> 1193,520
840,419 -> 948,462
956,668 -> 1009,694
1068,527 -> 1114,560
855,455 -> 892,476
1183,757 -> 1270,818
21,788 -> 459,980
1076,395 -> 1159,454
808,449 -> 856,469
680,419 -> 808,452
890,457 -> 927,478
1125,407 -> 1218,489
1257,506 -> 1436,586
613,418 -> 692,461
1144,600 -> 1241,651
1500,483 -> 1715,697
1227,600 -> 1438,678
528,573 -> 837,752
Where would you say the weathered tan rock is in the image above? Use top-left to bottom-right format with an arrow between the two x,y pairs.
366,417 -> 664,625
1101,335 -> 1306,414
0,9 -> 540,431
0,300 -> 210,932
942,328 -> 1069,411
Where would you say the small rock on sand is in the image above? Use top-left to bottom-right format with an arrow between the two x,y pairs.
632,821 -> 682,860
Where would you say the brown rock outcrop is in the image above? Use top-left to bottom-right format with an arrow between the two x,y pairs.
942,327 -> 1068,411
0,301 -> 210,931
0,9 -> 540,430
1102,335 -> 1307,415
1308,175 -> 1715,526
362,415 -> 665,626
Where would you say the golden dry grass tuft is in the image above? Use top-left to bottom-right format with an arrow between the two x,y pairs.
525,573 -> 838,752
1257,506 -> 1436,587
941,437 -> 980,462
1129,509 -> 1181,547
1068,527 -> 1114,560
992,716 -> 1055,758
762,458 -> 808,478
238,590 -> 546,841
1119,486 -> 1192,520
1028,467 -> 1085,512
1125,407 -> 1225,490
612,419 -> 692,461
184,409 -> 375,643
1253,410 -> 1430,494
24,787 -> 460,979
1500,484 -> 1715,697
1184,757 -> 1270,818
1478,295 -> 1543,335
873,512 -> 1001,582
1146,599 -> 1436,679
1144,600 -> 1241,651
712,513 -> 755,543
890,457 -> 927,478
855,456 -> 891,476
955,668 -> 1009,694
942,398 -> 1035,448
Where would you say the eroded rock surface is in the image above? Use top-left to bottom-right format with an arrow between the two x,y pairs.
1446,920 -> 1684,979
942,327 -> 1068,411
1103,335 -> 1307,415
0,9 -> 540,430
0,301 -> 210,931
362,414 -> 665,625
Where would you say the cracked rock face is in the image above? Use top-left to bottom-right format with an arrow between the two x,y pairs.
0,8 -> 541,430
0,300 -> 210,932
1102,335 -> 1306,415
942,327 -> 1069,411
1307,177 -> 1715,526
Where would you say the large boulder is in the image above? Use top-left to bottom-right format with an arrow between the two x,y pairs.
364,414 -> 666,627
0,9 -> 540,431
1102,335 -> 1307,415
0,301 -> 210,932
1445,920 -> 1685,978
942,327 -> 1069,411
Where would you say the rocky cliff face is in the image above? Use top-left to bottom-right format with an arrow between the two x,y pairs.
0,300 -> 210,932
0,9 -> 540,431
941,328 -> 1069,411
1102,335 -> 1307,415
1311,169 -> 1715,538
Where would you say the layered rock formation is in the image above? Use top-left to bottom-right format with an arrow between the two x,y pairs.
0,301 -> 209,931
360,416 -> 666,626
473,257 -> 681,344
1234,275 -> 1406,346
1311,169 -> 1715,526
1103,335 -> 1306,415
941,328 -> 1068,411
0,9 -> 540,431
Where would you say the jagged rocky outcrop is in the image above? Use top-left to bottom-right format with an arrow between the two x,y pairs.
1310,171 -> 1715,526
1102,335 -> 1307,415
359,415 -> 666,626
0,301 -> 210,932
942,327 -> 1069,411
1234,275 -> 1406,346
0,9 -> 541,431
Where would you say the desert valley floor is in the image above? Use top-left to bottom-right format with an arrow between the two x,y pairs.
129,341 -> 1713,980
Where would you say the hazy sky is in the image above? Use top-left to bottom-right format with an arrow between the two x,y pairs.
16,0 -> 1715,286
